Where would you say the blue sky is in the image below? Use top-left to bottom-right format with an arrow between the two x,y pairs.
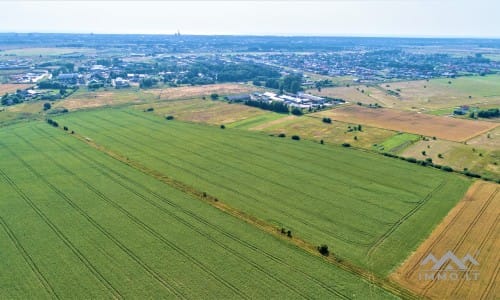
1,1 -> 499,38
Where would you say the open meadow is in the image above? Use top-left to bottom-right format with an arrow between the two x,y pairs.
134,99 -> 271,125
316,105 -> 497,142
54,108 -> 471,277
230,113 -> 396,149
391,181 -> 499,300
0,121 -> 397,299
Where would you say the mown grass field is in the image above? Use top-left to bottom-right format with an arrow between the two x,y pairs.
373,133 -> 421,153
0,121 -> 398,299
54,108 -> 471,276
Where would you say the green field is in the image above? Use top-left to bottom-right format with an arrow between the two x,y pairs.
0,122 -> 398,299
373,133 -> 421,153
227,112 -> 286,129
54,108 -> 471,276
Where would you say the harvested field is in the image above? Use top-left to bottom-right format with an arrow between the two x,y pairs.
147,83 -> 261,101
391,181 -> 500,300
318,105 -> 498,142
0,84 -> 33,95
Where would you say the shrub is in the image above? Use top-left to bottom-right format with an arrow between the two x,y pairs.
322,117 -> 332,124
291,108 -> 303,116
43,102 -> 51,110
341,143 -> 351,147
425,158 -> 433,163
317,244 -> 329,256
442,166 -> 453,172
291,135 -> 300,141
287,230 -> 292,238
320,139 -> 324,145
210,93 -> 219,100
278,133 -> 286,138
165,115 -> 174,120
406,157 -> 417,163
63,126 -> 68,131
145,107 -> 154,112
220,124 -> 226,129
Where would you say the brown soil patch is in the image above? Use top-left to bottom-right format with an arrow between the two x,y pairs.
318,106 -> 497,142
391,181 -> 500,300
0,84 -> 33,95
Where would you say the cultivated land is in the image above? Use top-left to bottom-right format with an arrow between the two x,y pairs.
0,122 -> 396,299
391,181 -> 500,300
54,108 -> 470,276
317,105 -> 497,142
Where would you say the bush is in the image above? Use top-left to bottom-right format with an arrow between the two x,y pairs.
406,157 -> 417,163
341,143 -> 351,147
278,133 -> 286,138
210,93 -> 219,100
291,108 -> 303,116
165,115 -> 174,120
463,171 -> 481,178
425,158 -> 433,163
145,107 -> 154,112
43,102 -> 51,111
317,244 -> 329,256
320,139 -> 324,144
220,124 -> 226,129
287,230 -> 292,238
291,135 -> 300,141
442,166 -> 453,172
63,126 -> 68,131
322,117 -> 332,124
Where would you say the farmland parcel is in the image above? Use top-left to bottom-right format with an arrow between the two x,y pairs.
0,122 -> 395,299
54,108 -> 470,276
318,106 -> 497,142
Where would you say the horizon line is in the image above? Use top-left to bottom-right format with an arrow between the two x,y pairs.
1,31 -> 500,40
